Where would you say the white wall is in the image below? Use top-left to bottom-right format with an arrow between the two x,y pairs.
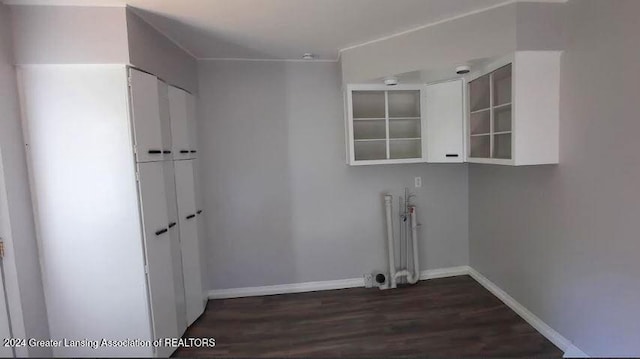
0,3 -> 50,357
198,60 -> 469,290
10,5 -> 198,93
469,0 -> 640,356
126,9 -> 198,94
10,5 -> 129,65
340,4 -> 516,84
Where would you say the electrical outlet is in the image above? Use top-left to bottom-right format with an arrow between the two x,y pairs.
363,273 -> 373,288
414,177 -> 422,188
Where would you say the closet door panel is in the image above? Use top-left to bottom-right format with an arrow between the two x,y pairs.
163,161 -> 187,334
169,86 -> 192,160
137,162 -> 178,356
174,160 -> 205,325
129,69 -> 164,162
158,81 -> 173,161
186,92 -> 198,159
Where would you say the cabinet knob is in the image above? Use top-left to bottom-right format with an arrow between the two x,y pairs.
155,228 -> 168,236
180,150 -> 190,154
148,150 -> 162,154
186,214 -> 196,220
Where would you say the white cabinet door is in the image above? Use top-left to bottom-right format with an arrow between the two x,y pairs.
129,69 -> 166,162
137,162 -> 178,357
163,161 -> 187,334
192,159 -> 207,310
169,86 -> 194,160
158,81 -> 173,161
186,92 -> 198,159
425,79 -> 464,163
174,160 -> 204,325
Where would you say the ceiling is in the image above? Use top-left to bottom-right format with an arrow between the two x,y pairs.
4,0 -> 524,60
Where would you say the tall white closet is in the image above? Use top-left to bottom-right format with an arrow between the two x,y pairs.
19,65 -> 206,357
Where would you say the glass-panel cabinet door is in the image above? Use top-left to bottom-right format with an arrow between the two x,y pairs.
468,63 -> 512,161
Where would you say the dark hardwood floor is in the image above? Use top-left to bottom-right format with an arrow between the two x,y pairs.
173,275 -> 563,358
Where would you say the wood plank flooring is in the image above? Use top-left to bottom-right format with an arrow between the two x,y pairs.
173,275 -> 563,357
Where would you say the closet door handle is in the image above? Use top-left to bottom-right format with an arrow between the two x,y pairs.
190,150 -> 197,153
148,150 -> 162,154
168,222 -> 176,228
196,210 -> 203,215
155,228 -> 168,236
186,214 -> 196,220
180,150 -> 190,154
445,154 -> 459,158
163,150 -> 172,154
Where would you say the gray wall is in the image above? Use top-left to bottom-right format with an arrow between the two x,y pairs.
10,5 -> 129,65
469,0 -> 640,356
126,9 -> 198,94
0,3 -> 50,357
198,60 -> 469,290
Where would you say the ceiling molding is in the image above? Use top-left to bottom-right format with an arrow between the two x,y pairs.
338,0 -> 516,53
198,57 -> 339,63
338,0 -> 567,53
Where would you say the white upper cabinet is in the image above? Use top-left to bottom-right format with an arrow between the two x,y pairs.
346,84 -> 427,165
129,69 -> 168,162
425,79 -> 465,163
467,51 -> 561,165
169,86 -> 197,160
345,82 -> 464,165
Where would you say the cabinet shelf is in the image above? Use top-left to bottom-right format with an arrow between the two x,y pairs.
390,117 -> 420,120
354,138 -> 386,142
353,117 -> 385,121
493,102 -> 512,110
390,137 -> 421,141
470,133 -> 490,137
470,107 -> 490,115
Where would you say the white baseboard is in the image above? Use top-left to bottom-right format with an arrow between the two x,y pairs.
207,266 -> 468,300
208,277 -> 364,299
419,265 -> 470,280
467,267 -> 589,358
207,265 -> 588,358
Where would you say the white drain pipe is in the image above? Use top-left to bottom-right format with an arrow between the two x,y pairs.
408,205 -> 420,284
384,194 -> 396,289
383,194 -> 420,289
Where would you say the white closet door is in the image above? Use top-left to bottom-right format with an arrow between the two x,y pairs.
163,161 -> 187,334
137,162 -> 178,357
174,160 -> 204,325
425,79 -> 465,163
169,86 -> 192,160
129,69 -> 166,162
193,159 -> 207,308
158,81 -> 173,161
186,92 -> 198,159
